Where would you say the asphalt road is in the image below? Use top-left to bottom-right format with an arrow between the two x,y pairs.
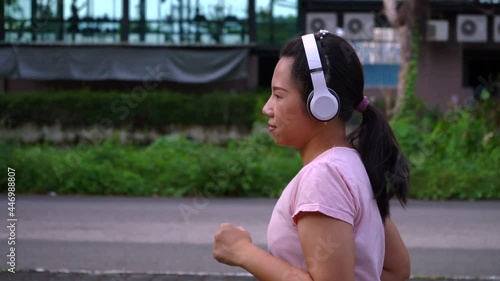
0,195 -> 499,278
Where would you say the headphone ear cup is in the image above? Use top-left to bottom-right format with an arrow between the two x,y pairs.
306,91 -> 315,117
328,88 -> 341,116
307,88 -> 341,122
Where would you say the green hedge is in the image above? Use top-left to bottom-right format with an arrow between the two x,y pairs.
0,133 -> 302,197
2,121 -> 498,200
0,89 -> 267,129
1,110 -> 498,199
391,96 -> 500,200
1,87 -> 499,200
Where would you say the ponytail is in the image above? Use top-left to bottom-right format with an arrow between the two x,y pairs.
347,104 -> 410,222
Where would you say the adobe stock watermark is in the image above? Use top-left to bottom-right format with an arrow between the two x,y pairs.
392,72 -> 499,182
0,113 -> 15,130
176,93 -> 298,223
448,72 -> 500,119
281,234 -> 341,281
97,274 -> 185,281
6,167 -> 17,274
466,73 -> 500,108
340,10 -> 394,64
407,131 -> 445,168
177,129 -> 275,224
10,273 -> 177,281
9,0 -> 62,54
52,65 -> 169,182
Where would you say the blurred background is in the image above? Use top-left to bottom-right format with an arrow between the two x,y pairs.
0,0 -> 498,204
0,0 -> 404,94
0,0 -> 498,206
0,1 -> 499,279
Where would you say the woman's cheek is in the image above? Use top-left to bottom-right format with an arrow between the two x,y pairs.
276,104 -> 298,127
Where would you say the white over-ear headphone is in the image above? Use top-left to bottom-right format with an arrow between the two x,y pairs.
301,33 -> 340,122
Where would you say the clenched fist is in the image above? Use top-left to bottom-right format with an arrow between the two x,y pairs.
213,223 -> 253,266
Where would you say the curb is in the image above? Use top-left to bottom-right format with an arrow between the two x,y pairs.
1,270 -> 500,281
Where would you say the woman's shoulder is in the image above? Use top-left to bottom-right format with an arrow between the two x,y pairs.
297,146 -> 367,186
306,147 -> 362,171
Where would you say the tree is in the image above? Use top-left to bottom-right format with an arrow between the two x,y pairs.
268,0 -> 295,45
5,0 -> 26,40
383,0 -> 428,116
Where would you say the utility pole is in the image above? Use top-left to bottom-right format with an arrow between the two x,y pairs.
0,0 -> 5,41
179,0 -> 184,42
31,0 -> 37,41
157,0 -> 161,43
195,0 -> 201,43
57,0 -> 63,41
187,0 -> 191,43
269,0 -> 275,45
121,0 -> 130,42
139,0 -> 146,42
248,0 -> 255,43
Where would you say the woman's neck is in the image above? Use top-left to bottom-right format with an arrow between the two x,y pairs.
299,125 -> 350,166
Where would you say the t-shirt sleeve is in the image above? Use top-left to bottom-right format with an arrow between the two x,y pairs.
291,164 -> 356,226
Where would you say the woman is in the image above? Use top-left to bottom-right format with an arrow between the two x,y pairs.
213,30 -> 411,281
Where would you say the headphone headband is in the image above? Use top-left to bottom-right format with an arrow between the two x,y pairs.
301,33 -> 340,122
301,34 -> 330,96
302,34 -> 322,70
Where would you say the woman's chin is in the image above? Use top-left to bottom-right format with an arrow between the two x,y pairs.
272,137 -> 287,147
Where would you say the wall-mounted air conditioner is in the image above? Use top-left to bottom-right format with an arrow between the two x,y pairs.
305,12 -> 337,34
494,16 -> 500,43
342,13 -> 374,41
456,14 -> 487,43
426,20 -> 449,42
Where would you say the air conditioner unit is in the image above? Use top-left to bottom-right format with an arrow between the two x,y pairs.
456,14 -> 487,43
305,12 -> 337,34
494,16 -> 500,43
426,20 -> 449,42
343,13 -> 374,41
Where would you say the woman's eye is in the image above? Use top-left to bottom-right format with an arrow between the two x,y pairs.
273,94 -> 282,99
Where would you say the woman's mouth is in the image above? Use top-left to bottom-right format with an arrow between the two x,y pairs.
268,124 -> 277,132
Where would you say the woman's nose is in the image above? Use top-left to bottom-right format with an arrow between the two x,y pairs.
262,98 -> 273,117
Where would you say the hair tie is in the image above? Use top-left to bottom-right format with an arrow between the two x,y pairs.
356,96 -> 370,112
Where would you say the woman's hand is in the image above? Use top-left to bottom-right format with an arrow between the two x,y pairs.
213,222 -> 253,266
381,218 -> 410,281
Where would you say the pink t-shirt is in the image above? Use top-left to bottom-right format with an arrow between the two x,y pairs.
267,147 -> 384,281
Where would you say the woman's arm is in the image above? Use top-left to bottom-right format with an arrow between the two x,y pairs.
296,212 -> 355,281
239,244 -> 313,281
213,212 -> 355,281
381,218 -> 411,281
213,223 -> 313,281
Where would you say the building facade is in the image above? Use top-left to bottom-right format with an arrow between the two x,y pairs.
299,0 -> 500,110
1,0 -> 498,110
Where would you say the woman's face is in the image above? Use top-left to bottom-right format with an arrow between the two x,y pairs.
262,57 -> 318,148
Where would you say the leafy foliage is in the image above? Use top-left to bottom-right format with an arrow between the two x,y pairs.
0,133 -> 302,198
0,89 -> 262,129
0,71 -> 498,200
390,27 -> 499,200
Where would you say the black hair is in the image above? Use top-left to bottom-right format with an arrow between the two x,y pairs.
280,33 -> 410,221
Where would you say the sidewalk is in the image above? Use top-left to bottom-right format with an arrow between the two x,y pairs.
0,195 -> 499,280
